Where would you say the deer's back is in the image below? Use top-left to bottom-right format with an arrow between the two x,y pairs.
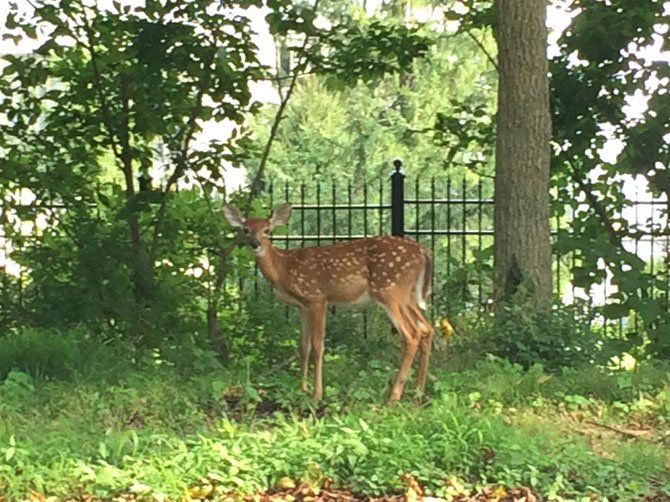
277,236 -> 428,305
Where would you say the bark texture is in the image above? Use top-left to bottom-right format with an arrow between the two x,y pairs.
494,0 -> 553,305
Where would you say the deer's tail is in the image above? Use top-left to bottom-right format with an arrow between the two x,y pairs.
415,250 -> 432,310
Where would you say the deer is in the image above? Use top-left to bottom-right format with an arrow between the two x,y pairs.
223,202 -> 435,404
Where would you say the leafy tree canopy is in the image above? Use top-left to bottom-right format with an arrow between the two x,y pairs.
0,0 -> 434,351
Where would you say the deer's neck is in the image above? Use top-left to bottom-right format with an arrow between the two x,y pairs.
255,243 -> 284,286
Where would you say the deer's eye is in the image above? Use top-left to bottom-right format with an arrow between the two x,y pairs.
243,228 -> 250,234
263,229 -> 270,235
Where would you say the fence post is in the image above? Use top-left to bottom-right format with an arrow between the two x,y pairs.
390,158 -> 405,237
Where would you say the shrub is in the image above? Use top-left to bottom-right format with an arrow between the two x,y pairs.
0,327 -> 142,383
0,328 -> 85,381
485,302 -> 599,372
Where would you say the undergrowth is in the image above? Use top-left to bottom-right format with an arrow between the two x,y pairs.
0,327 -> 669,500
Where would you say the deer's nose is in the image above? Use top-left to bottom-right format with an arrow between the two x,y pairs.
249,238 -> 261,249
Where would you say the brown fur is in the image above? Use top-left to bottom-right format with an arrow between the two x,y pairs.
223,203 -> 435,404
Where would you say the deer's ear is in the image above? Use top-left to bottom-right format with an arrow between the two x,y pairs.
269,203 -> 292,229
223,204 -> 246,228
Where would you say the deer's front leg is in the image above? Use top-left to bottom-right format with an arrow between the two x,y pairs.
298,307 -> 311,393
308,301 -> 327,401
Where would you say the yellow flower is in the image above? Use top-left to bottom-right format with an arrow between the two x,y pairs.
438,317 -> 455,341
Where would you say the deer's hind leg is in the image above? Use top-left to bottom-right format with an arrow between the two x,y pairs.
374,292 -> 422,404
416,334 -> 433,395
298,307 -> 311,393
411,304 -> 434,396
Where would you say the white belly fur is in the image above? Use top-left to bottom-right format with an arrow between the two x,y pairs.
332,291 -> 374,309
272,285 -> 303,306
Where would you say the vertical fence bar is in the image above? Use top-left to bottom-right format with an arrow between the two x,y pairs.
413,174 -> 420,333
284,181 -> 290,249
284,181 -> 290,321
633,188 -> 640,333
331,180 -> 337,316
603,253 -> 610,337
650,198 -> 655,299
391,159 -> 404,237
331,179 -> 337,244
430,176 -> 436,320
568,186 -> 580,316
363,182 -> 369,237
555,210 -> 561,301
363,180 -> 369,337
446,175 -> 452,315
461,176 -> 467,307
477,178 -> 483,309
347,180 -> 353,240
300,182 -> 306,248
378,177 -> 384,235
414,176 -> 419,242
316,180 -> 322,246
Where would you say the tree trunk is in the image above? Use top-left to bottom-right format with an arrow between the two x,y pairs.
121,77 -> 152,299
206,246 -> 233,362
207,308 -> 229,362
494,0 -> 552,306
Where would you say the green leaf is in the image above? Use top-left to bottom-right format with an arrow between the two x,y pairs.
98,441 -> 109,460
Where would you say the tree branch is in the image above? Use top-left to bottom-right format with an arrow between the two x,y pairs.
466,29 -> 499,72
273,36 -> 286,102
78,4 -> 123,164
148,46 -> 217,262
247,0 -> 322,202
569,163 -> 626,251
199,0 -> 323,359
118,73 -> 142,253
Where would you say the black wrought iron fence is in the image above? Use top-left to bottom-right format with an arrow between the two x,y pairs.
262,161 -> 490,307
1,159 -> 668,337
261,160 -> 669,337
255,159 -> 496,337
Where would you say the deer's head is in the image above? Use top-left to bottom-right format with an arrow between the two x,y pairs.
223,203 -> 292,255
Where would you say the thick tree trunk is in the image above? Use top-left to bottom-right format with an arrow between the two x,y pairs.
494,0 -> 552,306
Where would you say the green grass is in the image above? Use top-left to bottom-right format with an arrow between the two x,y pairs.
1,343 -> 668,501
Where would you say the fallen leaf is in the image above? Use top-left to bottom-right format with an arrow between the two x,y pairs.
275,477 -> 296,489
187,483 -> 213,500
400,473 -> 423,502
